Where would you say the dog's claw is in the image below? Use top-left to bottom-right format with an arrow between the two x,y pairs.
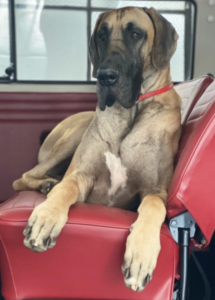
123,269 -> 153,292
122,221 -> 160,292
23,225 -> 32,236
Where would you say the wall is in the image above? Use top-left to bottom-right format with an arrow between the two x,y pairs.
194,0 -> 215,77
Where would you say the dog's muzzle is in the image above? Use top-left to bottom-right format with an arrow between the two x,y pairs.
97,68 -> 119,110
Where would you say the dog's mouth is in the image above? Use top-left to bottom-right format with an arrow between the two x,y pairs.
97,88 -> 116,111
97,77 -> 139,111
106,93 -> 116,107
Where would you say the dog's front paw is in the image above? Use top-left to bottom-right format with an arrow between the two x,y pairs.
122,222 -> 161,292
23,201 -> 67,252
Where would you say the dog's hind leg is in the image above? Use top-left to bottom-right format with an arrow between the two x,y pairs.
13,112 -> 95,194
38,111 -> 95,163
13,154 -> 67,194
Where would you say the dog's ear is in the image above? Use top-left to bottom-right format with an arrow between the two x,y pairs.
143,7 -> 178,70
89,13 -> 105,78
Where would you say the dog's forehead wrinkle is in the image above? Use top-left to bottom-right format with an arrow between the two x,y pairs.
100,22 -> 121,40
122,8 -> 153,27
112,29 -> 122,40
102,8 -> 153,39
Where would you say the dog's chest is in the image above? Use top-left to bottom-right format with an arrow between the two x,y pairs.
104,151 -> 128,197
86,147 -> 136,208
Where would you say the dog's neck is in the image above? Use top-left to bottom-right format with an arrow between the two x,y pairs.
140,67 -> 172,94
96,102 -> 137,145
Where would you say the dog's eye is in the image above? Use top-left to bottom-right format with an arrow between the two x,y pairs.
131,32 -> 139,39
99,34 -> 106,42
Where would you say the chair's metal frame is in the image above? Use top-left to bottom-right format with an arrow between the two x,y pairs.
169,212 -> 196,300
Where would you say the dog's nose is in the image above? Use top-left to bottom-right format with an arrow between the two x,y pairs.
97,69 -> 118,86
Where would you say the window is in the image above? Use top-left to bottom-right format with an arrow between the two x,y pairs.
0,0 -> 196,83
0,0 -> 11,79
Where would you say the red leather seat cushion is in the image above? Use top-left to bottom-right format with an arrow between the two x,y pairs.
167,80 -> 215,244
0,191 -> 179,300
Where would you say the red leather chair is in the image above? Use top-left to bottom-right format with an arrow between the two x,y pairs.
0,76 -> 214,300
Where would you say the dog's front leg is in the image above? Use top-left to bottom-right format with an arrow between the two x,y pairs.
122,193 -> 166,292
23,173 -> 92,252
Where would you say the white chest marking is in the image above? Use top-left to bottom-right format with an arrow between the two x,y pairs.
104,151 -> 127,196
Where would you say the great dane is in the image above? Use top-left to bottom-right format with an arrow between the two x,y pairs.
13,7 -> 181,292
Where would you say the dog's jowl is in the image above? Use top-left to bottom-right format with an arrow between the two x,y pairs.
13,7 -> 181,292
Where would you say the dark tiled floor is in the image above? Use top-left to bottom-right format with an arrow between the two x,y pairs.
189,252 -> 215,300
189,234 -> 215,300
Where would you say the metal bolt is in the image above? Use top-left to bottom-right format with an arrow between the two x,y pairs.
171,220 -> 177,226
201,237 -> 207,245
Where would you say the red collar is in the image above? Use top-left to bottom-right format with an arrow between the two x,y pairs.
137,82 -> 174,102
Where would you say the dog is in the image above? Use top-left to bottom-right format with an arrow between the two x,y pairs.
13,7 -> 181,292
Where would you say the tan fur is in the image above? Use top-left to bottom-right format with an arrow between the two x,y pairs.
123,195 -> 166,290
14,7 -> 181,292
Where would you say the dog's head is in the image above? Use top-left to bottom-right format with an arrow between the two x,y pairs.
89,7 -> 178,111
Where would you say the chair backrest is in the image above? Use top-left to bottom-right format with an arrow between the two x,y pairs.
175,75 -> 214,125
167,80 -> 215,245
